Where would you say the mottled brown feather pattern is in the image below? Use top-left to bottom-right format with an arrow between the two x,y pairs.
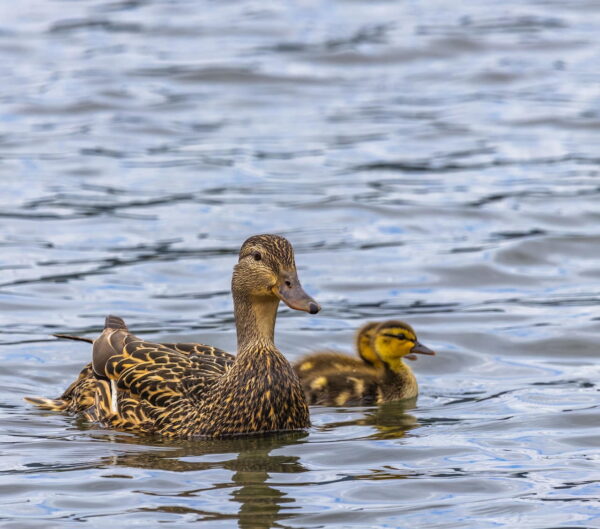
238,234 -> 295,272
26,234 -> 316,439
23,341 -> 232,416
24,363 -> 100,413
27,322 -> 306,438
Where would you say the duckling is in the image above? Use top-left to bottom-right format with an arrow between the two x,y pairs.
26,234 -> 321,438
294,321 -> 420,380
300,320 -> 434,406
294,321 -> 380,378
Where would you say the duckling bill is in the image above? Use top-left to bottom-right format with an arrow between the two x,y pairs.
26,234 -> 320,438
297,320 -> 434,406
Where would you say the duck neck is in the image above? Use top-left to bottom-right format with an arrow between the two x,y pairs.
382,358 -> 418,400
233,291 -> 279,353
385,358 -> 409,375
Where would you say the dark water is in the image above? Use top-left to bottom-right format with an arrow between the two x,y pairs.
1,0 -> 599,527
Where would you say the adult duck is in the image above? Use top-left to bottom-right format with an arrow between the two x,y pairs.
26,234 -> 320,438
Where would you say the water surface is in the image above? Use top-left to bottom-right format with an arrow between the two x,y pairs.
1,0 -> 599,527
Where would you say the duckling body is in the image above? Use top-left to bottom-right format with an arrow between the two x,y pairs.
298,320 -> 434,406
301,368 -> 380,406
26,234 -> 320,438
294,322 -> 380,379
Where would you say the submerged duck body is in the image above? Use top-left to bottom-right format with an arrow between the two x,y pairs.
26,234 -> 321,438
297,320 -> 435,406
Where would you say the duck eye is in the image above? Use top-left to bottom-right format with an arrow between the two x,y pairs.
382,332 -> 406,341
253,252 -> 262,261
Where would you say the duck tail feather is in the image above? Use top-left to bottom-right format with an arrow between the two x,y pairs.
105,315 -> 128,331
24,396 -> 69,411
52,333 -> 94,344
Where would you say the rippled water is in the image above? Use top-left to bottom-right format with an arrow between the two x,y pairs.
1,0 -> 599,527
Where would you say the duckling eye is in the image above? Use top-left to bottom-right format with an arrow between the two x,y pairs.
253,252 -> 262,261
382,332 -> 406,341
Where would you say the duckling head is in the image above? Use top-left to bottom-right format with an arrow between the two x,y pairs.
233,234 -> 320,314
355,322 -> 382,368
371,320 -> 435,370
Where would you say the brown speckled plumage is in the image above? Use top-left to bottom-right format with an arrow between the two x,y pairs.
25,234 -> 319,438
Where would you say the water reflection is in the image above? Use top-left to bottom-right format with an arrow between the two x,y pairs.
321,401 -> 419,440
98,432 -> 307,528
2,0 -> 600,526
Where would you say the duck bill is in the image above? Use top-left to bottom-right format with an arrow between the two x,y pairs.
410,341 -> 435,356
273,273 -> 321,314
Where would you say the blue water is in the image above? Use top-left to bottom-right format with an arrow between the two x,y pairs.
1,0 -> 599,527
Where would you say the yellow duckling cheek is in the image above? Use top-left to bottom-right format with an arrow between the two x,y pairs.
359,343 -> 380,365
373,335 -> 413,363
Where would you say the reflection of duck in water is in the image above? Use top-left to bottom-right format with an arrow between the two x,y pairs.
98,431 -> 307,529
26,235 -> 320,438
318,400 -> 420,441
296,321 -> 434,406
